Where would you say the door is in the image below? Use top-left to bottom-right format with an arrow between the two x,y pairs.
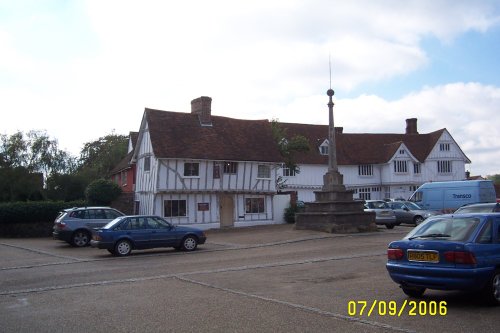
219,195 -> 234,228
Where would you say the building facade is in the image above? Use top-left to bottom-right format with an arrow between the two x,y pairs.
277,119 -> 471,202
129,96 -> 471,228
132,97 -> 284,229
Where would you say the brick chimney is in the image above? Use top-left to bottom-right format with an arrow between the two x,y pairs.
191,96 -> 212,126
405,118 -> 418,134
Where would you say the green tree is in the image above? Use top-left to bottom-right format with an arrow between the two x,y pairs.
85,179 -> 122,206
487,174 -> 500,184
0,130 -> 74,175
78,133 -> 128,180
45,173 -> 87,202
271,120 -> 310,174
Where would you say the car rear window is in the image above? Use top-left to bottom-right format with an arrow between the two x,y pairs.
455,205 -> 495,214
105,209 -> 123,219
405,216 -> 481,242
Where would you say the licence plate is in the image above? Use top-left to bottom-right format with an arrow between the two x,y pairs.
407,250 -> 439,263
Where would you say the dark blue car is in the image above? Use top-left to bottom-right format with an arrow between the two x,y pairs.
90,215 -> 207,256
386,213 -> 500,305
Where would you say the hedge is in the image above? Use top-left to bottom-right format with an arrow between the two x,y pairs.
0,200 -> 86,237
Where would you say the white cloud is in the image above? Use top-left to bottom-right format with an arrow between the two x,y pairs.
1,0 -> 499,176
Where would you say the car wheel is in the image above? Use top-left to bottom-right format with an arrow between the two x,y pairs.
386,224 -> 395,229
482,270 -> 500,306
114,239 -> 132,256
181,235 -> 198,251
413,216 -> 424,225
402,286 -> 426,298
71,230 -> 90,247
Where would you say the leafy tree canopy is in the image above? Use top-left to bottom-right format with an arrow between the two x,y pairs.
271,119 -> 310,174
85,179 -> 122,206
0,130 -> 75,175
78,132 -> 128,180
487,174 -> 500,184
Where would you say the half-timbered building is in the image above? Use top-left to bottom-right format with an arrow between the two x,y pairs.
132,97 -> 283,229
129,96 -> 471,228
278,118 -> 471,202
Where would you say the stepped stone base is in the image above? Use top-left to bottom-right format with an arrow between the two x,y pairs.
294,171 -> 377,233
295,210 -> 377,233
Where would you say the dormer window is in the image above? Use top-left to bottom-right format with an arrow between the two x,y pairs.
319,140 -> 329,155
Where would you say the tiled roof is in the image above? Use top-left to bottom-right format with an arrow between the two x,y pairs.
278,122 -> 447,165
145,109 -> 282,162
139,108 -> 461,166
130,131 -> 139,148
110,132 -> 139,174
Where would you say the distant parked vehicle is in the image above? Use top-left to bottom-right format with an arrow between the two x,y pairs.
387,201 -> 439,225
454,203 -> 500,214
386,213 -> 500,305
53,207 -> 125,247
90,215 -> 207,256
364,200 -> 398,229
408,180 -> 496,213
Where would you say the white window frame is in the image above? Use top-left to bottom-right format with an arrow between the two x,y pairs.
437,160 -> 452,173
413,162 -> 421,174
245,197 -> 265,214
257,165 -> 271,179
282,164 -> 296,177
358,164 -> 373,176
223,161 -> 238,174
164,199 -> 187,217
393,160 -> 408,173
143,156 -> 151,172
183,162 -> 200,177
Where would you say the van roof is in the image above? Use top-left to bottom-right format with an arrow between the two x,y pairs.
418,180 -> 493,189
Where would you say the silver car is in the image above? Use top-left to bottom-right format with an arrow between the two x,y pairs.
387,201 -> 438,225
53,207 -> 125,247
364,200 -> 398,229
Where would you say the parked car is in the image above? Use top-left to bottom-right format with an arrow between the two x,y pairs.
90,215 -> 207,256
386,213 -> 500,305
454,202 -> 500,214
364,200 -> 398,229
387,201 -> 439,225
53,207 -> 125,247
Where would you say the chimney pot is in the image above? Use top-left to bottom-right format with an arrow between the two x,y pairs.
191,96 -> 212,126
405,118 -> 418,134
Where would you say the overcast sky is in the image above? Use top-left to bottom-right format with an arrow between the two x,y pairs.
1,0 -> 499,176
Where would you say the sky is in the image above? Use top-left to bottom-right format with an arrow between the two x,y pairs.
1,0 -> 500,176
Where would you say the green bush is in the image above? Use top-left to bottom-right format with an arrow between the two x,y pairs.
85,179 -> 122,206
0,200 -> 86,237
284,205 -> 299,223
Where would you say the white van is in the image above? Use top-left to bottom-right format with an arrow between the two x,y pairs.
408,180 -> 496,213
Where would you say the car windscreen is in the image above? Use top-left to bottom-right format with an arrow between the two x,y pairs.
404,216 -> 481,242
102,216 -> 127,229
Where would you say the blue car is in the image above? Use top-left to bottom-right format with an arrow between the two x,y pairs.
386,213 -> 500,305
90,215 -> 207,256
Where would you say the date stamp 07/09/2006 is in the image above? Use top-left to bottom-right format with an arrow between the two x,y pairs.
347,300 -> 447,317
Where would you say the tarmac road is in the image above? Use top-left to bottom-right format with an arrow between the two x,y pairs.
0,224 -> 498,333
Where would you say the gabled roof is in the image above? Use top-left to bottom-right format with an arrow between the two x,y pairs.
144,109 -> 282,162
110,132 -> 139,174
278,122 -> 452,165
